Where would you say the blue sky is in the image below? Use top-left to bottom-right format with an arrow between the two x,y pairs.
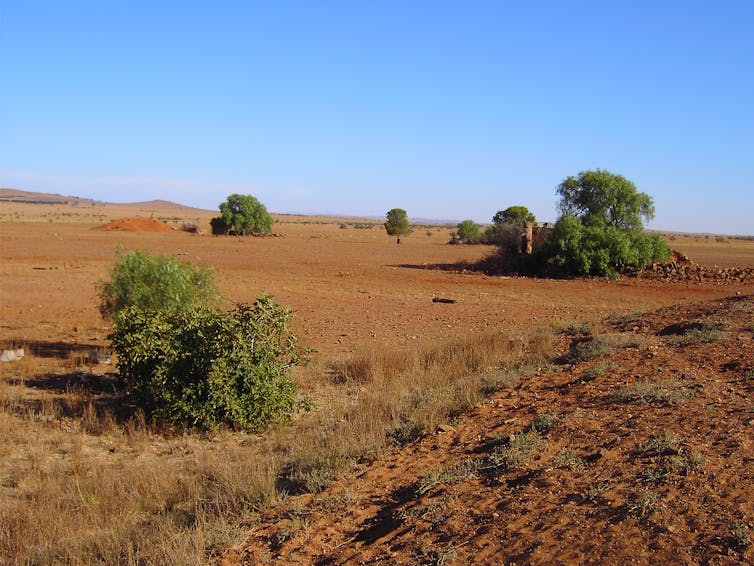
1,1 -> 752,234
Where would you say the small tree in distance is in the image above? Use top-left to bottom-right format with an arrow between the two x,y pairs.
384,208 -> 410,243
456,220 -> 481,244
212,194 -> 274,235
484,205 -> 535,249
492,206 -> 536,227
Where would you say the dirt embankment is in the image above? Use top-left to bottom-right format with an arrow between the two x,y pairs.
223,293 -> 754,565
93,218 -> 174,232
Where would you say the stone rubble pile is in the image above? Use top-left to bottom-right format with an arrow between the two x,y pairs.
626,252 -> 754,284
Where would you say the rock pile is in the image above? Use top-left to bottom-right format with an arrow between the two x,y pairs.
626,252 -> 754,284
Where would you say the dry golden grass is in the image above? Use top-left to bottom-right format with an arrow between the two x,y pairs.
0,326 -> 554,564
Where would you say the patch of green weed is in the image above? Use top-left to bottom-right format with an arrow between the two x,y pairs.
610,378 -> 692,405
416,458 -> 480,496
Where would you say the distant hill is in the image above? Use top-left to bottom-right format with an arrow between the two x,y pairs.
0,188 -> 97,205
115,199 -> 213,213
0,188 -> 212,214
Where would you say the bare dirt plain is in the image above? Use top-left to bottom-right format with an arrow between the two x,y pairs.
1,192 -> 753,564
2,196 -> 751,364
225,294 -> 754,565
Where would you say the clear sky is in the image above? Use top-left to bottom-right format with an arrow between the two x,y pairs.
1,1 -> 752,234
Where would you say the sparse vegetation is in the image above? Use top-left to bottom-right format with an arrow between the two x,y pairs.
397,495 -> 457,525
530,410 -> 559,433
551,319 -> 593,336
564,332 -> 642,363
732,523 -> 752,548
484,431 -> 545,472
579,360 -> 610,382
416,458 -> 480,496
3,196 -> 754,564
552,448 -> 585,471
610,378 -> 692,405
628,490 -> 658,520
637,431 -> 705,483
662,321 -> 729,346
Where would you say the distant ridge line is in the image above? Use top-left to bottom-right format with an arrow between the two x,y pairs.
0,188 -> 212,213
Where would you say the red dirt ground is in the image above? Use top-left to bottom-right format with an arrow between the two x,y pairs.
223,293 -> 754,565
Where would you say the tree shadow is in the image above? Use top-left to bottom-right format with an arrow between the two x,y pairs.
348,484 -> 416,545
3,370 -> 138,423
23,371 -> 122,395
14,339 -> 106,359
388,262 -> 474,273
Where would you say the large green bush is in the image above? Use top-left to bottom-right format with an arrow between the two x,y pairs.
479,171 -> 670,278
98,248 -> 220,318
546,170 -> 670,278
109,296 -> 300,429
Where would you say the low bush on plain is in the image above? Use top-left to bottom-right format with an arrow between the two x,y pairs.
664,325 -> 729,346
110,297 -> 299,429
101,249 -> 300,430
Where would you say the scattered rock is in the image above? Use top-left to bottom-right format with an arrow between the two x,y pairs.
625,253 -> 754,284
0,348 -> 24,362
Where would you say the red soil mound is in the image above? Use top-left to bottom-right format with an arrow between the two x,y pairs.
94,218 -> 174,232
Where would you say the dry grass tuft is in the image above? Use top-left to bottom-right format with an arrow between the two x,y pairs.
1,326 -> 555,564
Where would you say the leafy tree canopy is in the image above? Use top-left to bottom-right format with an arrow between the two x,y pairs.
214,194 -> 274,235
384,208 -> 411,242
557,169 -> 654,232
492,206 -> 536,226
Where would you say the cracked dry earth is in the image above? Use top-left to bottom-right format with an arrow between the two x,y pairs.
222,294 -> 754,565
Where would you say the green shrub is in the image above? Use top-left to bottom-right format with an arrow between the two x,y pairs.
98,248 -> 220,318
456,220 -> 481,244
547,216 -> 670,278
661,321 -> 729,346
109,296 -> 299,429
